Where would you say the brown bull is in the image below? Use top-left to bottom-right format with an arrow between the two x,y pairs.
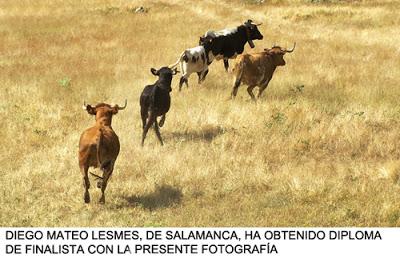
231,43 -> 296,101
78,100 -> 127,204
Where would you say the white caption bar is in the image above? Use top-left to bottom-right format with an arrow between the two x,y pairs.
0,228 -> 399,257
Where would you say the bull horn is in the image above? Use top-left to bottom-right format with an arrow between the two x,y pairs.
82,100 -> 88,110
285,42 -> 296,53
116,99 -> 127,110
249,19 -> 262,26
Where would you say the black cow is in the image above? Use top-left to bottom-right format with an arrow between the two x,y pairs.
199,20 -> 263,72
140,66 -> 179,146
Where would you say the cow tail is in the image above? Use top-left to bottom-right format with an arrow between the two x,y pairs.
89,128 -> 105,182
96,128 -> 103,170
169,51 -> 185,69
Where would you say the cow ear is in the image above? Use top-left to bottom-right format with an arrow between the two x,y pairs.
111,106 -> 119,115
86,105 -> 96,115
172,68 -> 179,75
199,37 -> 204,44
265,48 -> 275,55
150,68 -> 159,76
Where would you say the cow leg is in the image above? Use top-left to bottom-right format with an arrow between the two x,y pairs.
247,85 -> 257,101
179,77 -> 185,91
80,165 -> 90,203
99,163 -> 114,204
141,112 -> 156,146
184,77 -> 189,88
197,69 -> 208,84
179,76 -> 189,91
159,114 -> 166,127
257,85 -> 268,99
231,78 -> 241,98
141,107 -> 148,129
197,72 -> 202,84
201,69 -> 209,82
223,59 -> 229,72
153,119 -> 164,146
258,81 -> 270,99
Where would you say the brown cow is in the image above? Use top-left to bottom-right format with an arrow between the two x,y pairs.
78,100 -> 127,204
231,43 -> 296,101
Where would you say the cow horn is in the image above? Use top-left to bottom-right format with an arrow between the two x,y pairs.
285,42 -> 296,53
249,19 -> 262,26
82,100 -> 88,110
116,99 -> 127,110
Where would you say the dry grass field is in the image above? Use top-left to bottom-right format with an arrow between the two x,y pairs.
1,0 -> 400,227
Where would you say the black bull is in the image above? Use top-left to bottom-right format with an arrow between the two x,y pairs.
199,20 -> 263,71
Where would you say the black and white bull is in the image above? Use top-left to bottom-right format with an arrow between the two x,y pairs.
169,37 -> 213,91
199,20 -> 263,72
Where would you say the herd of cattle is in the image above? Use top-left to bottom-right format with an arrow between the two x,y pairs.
78,20 -> 296,203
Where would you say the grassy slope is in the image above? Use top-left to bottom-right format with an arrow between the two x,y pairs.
1,0 -> 400,226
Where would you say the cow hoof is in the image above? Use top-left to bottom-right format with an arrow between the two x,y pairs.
84,192 -> 90,203
99,196 -> 105,204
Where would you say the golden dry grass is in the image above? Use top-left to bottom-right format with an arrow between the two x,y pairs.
1,0 -> 400,226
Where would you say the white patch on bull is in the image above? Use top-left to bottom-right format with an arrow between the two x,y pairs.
205,30 -> 216,38
205,27 -> 238,38
178,46 -> 202,63
176,45 -> 210,81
